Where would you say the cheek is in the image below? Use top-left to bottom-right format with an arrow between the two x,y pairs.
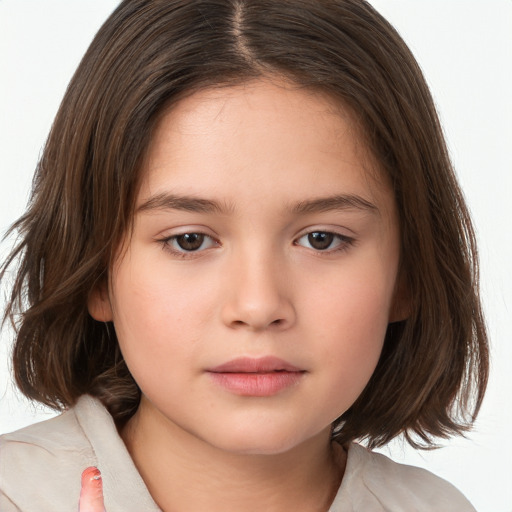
109,262 -> 213,376
305,261 -> 395,395
322,288 -> 388,369
112,256 -> 210,326
307,254 -> 395,337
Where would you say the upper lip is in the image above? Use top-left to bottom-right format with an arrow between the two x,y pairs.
207,356 -> 303,373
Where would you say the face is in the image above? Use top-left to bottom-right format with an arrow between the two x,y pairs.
90,79 -> 402,455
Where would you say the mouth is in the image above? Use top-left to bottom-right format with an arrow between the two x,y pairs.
206,356 -> 306,396
208,356 -> 303,373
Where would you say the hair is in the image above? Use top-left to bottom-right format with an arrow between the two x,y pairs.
1,0 -> 488,449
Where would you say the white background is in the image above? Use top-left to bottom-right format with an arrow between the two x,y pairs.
0,1 -> 511,510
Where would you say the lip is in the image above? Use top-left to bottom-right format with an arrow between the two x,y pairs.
208,356 -> 303,373
206,356 -> 305,396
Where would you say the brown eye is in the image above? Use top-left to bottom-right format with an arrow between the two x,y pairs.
176,233 -> 206,251
160,232 -> 217,257
295,231 -> 353,253
307,232 -> 334,250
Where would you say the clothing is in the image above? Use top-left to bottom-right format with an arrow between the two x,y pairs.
0,395 -> 476,511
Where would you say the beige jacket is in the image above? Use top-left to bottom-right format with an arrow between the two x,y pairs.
0,395 -> 476,511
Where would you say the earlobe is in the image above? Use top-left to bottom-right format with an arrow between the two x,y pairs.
88,282 -> 113,322
389,272 -> 411,323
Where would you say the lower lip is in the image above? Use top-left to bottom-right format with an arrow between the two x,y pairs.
207,371 -> 304,396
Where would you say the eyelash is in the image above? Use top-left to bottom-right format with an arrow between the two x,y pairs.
294,231 -> 354,254
158,232 -> 219,259
157,230 -> 355,258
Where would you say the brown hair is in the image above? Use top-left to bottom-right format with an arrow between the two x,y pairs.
1,0 -> 488,448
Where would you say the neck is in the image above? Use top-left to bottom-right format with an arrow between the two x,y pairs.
121,399 -> 346,512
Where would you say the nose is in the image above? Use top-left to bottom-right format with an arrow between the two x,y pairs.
220,251 -> 296,332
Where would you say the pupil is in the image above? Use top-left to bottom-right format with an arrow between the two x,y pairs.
308,232 -> 333,250
177,233 -> 204,251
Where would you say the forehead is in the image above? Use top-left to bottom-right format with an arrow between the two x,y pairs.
138,78 -> 392,216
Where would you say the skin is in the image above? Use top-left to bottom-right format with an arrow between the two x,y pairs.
79,467 -> 106,512
88,78 -> 404,512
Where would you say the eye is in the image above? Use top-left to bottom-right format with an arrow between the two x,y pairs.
161,232 -> 218,254
295,231 -> 352,252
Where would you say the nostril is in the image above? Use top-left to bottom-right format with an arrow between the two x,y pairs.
229,318 -> 285,329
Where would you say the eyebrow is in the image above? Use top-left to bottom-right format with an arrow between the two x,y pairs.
137,193 -> 233,214
290,194 -> 379,215
137,192 -> 378,215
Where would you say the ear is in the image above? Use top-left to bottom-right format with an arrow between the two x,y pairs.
389,270 -> 411,323
88,280 -> 113,322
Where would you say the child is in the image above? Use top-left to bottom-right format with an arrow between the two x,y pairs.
0,0 -> 489,511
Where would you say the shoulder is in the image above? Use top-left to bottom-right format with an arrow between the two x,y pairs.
330,442 -> 476,512
0,395 -> 160,512
0,396 -> 102,511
